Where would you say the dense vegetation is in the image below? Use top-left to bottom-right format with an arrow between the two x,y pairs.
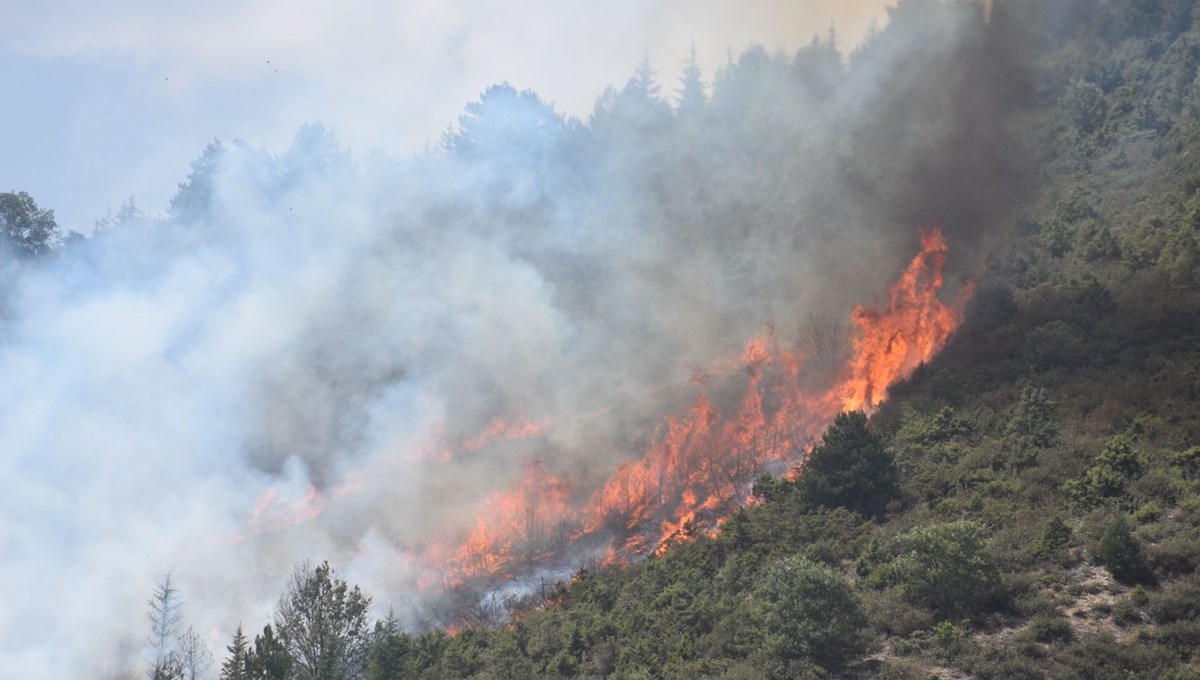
9,0 -> 1200,677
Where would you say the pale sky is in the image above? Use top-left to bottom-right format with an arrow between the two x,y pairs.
1,0 -> 890,230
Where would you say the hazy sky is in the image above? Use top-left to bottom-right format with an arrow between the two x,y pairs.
0,0 -> 890,230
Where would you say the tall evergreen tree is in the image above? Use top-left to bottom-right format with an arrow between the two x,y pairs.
219,624 -> 250,680
796,411 -> 899,519
168,139 -> 226,224
365,611 -> 412,680
676,44 -> 707,117
628,53 -> 662,101
245,625 -> 290,680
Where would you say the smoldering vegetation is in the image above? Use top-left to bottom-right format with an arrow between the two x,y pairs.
0,1 -> 1038,676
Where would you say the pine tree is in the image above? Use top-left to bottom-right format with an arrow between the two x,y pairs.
676,44 -> 707,117
245,625 -> 290,680
628,53 -> 662,101
366,611 -> 412,680
168,139 -> 226,224
795,411 -> 899,519
219,624 -> 249,680
1096,516 -> 1149,584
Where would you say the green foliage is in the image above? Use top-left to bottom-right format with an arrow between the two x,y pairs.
1064,80 -> 1110,135
796,411 -> 899,520
0,190 -> 61,256
755,555 -> 867,668
1066,434 -> 1147,506
1147,579 -> 1200,624
1033,516 -> 1074,562
886,521 -> 1001,619
1169,446 -> 1200,479
203,7 -> 1200,679
1098,434 -> 1145,477
1024,612 -> 1075,644
365,614 -> 413,680
895,405 -> 972,452
244,625 -> 290,680
219,624 -> 249,680
1096,516 -> 1151,584
274,561 -> 372,680
1134,501 -> 1163,523
1006,385 -> 1057,466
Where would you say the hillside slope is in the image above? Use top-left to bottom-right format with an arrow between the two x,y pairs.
354,3 -> 1200,678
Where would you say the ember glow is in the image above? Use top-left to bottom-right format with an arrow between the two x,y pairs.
385,227 -> 969,590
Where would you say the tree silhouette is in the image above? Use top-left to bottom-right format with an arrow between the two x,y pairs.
146,573 -> 183,680
676,44 -> 707,118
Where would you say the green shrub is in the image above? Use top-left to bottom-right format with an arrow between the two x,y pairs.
1147,580 -> 1200,624
1065,434 -> 1148,506
1033,516 -> 1074,561
1095,516 -> 1151,584
1169,446 -> 1200,479
1097,434 -> 1145,478
1006,385 -> 1058,451
888,521 -> 1002,619
756,555 -> 868,668
1134,502 -> 1163,523
1025,612 -> 1075,644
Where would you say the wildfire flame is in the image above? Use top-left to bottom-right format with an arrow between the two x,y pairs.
416,227 -> 968,586
241,228 -> 969,597
840,229 -> 960,411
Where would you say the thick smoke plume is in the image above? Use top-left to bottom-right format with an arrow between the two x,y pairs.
0,2 -> 1033,676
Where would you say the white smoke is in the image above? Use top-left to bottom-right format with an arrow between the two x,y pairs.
0,1 -> 1026,676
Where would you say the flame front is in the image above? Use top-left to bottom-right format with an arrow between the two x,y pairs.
243,228 -> 969,593
406,227 -> 969,588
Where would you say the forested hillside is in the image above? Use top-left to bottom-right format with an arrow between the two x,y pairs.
6,0 -> 1200,678
351,1 -> 1200,676
219,2 -> 1200,677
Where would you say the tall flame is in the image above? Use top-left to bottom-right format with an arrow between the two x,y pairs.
840,229 -> 960,411
243,228 -> 969,594
411,227 -> 968,587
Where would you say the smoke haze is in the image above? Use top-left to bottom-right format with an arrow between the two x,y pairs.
0,1 -> 1035,677
1,0 -> 892,230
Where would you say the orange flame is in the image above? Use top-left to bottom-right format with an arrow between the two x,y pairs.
412,227 -> 969,588
840,228 -> 961,411
461,418 -> 545,452
246,228 -> 969,596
